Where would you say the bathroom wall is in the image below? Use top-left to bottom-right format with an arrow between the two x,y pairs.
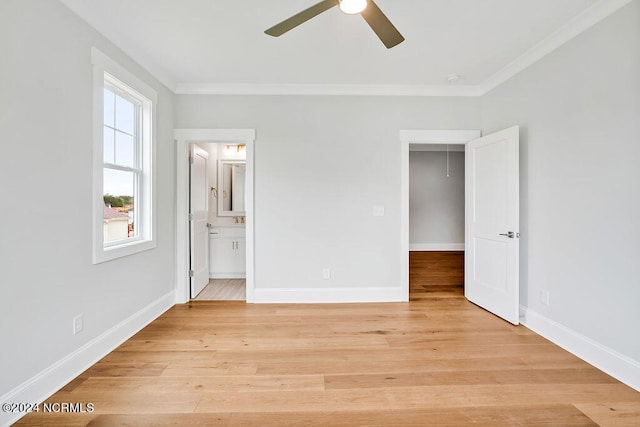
196,143 -> 246,226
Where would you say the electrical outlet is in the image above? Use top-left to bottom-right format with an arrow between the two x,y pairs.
322,268 -> 331,280
545,291 -> 550,306
73,314 -> 83,335
373,205 -> 385,217
540,290 -> 550,306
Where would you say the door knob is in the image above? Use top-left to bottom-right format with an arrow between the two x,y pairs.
499,231 -> 515,238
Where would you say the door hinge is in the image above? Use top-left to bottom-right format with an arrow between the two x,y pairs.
189,156 -> 194,165
188,213 -> 194,221
188,270 -> 194,278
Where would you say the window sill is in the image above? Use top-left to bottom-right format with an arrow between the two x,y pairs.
93,238 -> 156,264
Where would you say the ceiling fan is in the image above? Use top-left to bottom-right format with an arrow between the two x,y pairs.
265,0 -> 405,49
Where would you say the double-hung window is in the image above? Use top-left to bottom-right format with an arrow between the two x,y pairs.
92,48 -> 157,263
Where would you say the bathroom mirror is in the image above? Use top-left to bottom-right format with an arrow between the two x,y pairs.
218,160 -> 246,216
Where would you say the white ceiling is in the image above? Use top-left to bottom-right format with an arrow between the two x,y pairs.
58,0 -> 628,95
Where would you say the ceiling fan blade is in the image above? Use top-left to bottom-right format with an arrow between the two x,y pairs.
265,0 -> 339,37
360,0 -> 405,48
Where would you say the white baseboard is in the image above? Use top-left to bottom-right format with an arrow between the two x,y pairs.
0,291 -> 175,427
410,243 -> 465,251
209,273 -> 246,279
520,305 -> 640,392
253,287 -> 405,303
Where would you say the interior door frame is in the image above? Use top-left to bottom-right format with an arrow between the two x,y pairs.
399,129 -> 481,301
175,129 -> 256,304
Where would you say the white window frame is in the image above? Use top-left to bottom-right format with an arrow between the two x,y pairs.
92,48 -> 157,264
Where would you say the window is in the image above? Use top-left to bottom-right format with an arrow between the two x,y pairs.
92,48 -> 157,263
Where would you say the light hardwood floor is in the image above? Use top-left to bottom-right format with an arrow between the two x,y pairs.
15,255 -> 640,426
195,279 -> 246,301
410,251 -> 464,301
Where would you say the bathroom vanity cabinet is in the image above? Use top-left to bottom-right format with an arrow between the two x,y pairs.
209,226 -> 246,278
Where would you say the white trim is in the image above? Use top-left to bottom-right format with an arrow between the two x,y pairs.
174,129 -> 256,304
209,273 -> 246,279
400,140 -> 410,302
91,47 -> 158,264
174,83 -> 483,97
91,48 -> 158,103
400,130 -> 480,302
478,0 -> 633,95
400,130 -> 481,143
0,291 -> 174,427
410,243 -> 465,251
520,305 -> 640,392
252,287 -> 404,304
410,144 -> 465,152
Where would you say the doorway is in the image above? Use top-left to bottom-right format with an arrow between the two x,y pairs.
399,130 -> 481,301
174,129 -> 256,304
408,144 -> 465,300
401,127 -> 521,324
189,142 -> 248,301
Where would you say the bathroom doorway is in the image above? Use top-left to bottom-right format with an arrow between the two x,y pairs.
174,129 -> 255,304
189,141 -> 248,301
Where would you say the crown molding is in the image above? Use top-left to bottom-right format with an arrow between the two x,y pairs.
477,0 -> 633,95
174,0 -> 631,97
173,83 -> 485,97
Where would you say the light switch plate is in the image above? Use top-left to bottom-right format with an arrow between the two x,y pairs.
73,314 -> 83,335
373,205 -> 385,217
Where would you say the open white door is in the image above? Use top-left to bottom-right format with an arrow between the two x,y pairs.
465,126 -> 519,324
189,145 -> 209,298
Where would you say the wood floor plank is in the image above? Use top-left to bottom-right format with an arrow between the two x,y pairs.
324,368 -> 618,389
15,259 -> 640,426
193,384 -> 639,413
29,391 -> 202,414
72,375 -> 325,393
13,414 -> 96,427
116,334 -> 390,352
409,251 -> 466,302
574,401 -> 640,426
78,361 -> 168,378
256,356 -> 533,376
15,405 -> 598,427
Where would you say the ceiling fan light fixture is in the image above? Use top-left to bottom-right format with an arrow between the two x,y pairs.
339,0 -> 367,15
265,0 -> 404,49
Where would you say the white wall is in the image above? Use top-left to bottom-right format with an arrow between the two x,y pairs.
0,0 -> 176,408
409,151 -> 465,249
175,96 -> 480,293
482,1 -> 640,363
